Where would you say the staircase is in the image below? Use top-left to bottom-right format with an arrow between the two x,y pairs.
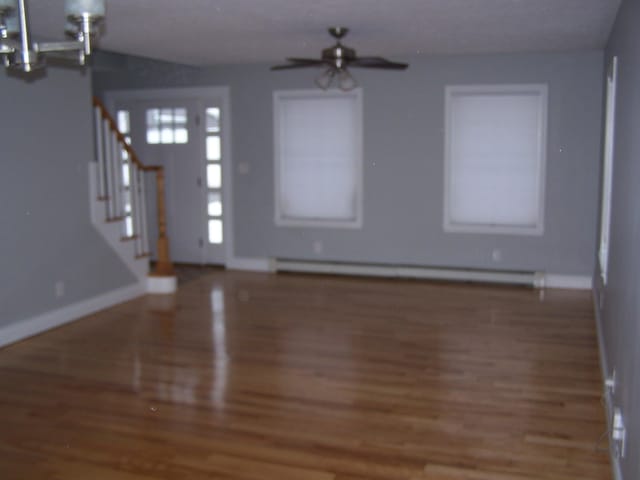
90,97 -> 177,294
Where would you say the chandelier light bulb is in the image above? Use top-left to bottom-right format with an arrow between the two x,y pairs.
65,0 -> 105,18
3,11 -> 19,36
0,0 -> 17,10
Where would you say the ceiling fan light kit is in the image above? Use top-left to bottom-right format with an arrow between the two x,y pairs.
315,66 -> 358,91
272,27 -> 409,91
0,0 -> 105,73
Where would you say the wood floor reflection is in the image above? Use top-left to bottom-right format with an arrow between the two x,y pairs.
0,271 -> 610,479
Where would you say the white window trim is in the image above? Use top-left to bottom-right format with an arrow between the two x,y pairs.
599,57 -> 618,284
273,88 -> 364,229
443,84 -> 548,236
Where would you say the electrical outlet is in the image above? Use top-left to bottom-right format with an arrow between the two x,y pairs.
313,240 -> 324,255
605,369 -> 616,394
55,281 -> 65,298
492,248 -> 502,262
612,407 -> 626,458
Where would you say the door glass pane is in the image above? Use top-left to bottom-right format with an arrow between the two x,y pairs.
207,136 -> 221,160
160,108 -> 173,125
207,164 -> 221,188
174,127 -> 189,144
208,192 -> 222,217
161,127 -> 174,144
146,109 -> 160,127
206,108 -> 220,132
174,108 -> 187,125
147,128 -> 160,144
208,219 -> 223,244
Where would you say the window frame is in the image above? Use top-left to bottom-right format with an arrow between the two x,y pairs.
443,84 -> 548,236
205,106 -> 224,245
598,57 -> 618,284
273,88 -> 364,229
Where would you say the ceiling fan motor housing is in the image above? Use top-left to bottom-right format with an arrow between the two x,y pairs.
322,44 -> 356,69
270,26 -> 408,73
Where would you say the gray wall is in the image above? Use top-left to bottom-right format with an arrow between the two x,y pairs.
94,50 -> 603,276
0,67 -> 136,330
594,0 -> 640,478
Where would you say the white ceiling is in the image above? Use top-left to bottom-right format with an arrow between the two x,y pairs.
27,0 -> 621,66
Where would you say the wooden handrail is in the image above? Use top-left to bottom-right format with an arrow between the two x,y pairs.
92,97 -> 158,172
93,96 -> 174,278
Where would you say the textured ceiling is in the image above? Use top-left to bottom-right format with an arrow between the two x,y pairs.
26,0 -> 621,66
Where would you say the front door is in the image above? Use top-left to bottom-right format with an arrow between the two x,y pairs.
113,95 -> 227,265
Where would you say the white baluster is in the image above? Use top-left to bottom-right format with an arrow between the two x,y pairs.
110,131 -> 122,221
116,143 -> 128,238
102,118 -> 114,219
94,107 -> 106,199
139,171 -> 150,255
130,164 -> 142,256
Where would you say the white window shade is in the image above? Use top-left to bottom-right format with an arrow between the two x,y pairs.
445,85 -> 547,235
274,90 -> 362,227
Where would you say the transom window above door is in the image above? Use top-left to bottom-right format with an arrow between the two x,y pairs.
146,108 -> 189,144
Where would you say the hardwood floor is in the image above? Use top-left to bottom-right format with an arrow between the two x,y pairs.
0,272 -> 610,479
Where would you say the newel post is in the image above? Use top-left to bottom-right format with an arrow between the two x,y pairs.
151,166 -> 175,277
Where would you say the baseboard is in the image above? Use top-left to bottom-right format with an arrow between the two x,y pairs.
0,282 -> 145,349
592,282 -> 623,480
541,274 -> 593,290
227,257 -> 273,272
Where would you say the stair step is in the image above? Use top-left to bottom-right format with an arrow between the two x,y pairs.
135,253 -> 151,259
121,235 -> 139,242
105,216 -> 125,223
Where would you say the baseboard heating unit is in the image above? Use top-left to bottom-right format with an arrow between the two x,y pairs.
274,259 -> 542,287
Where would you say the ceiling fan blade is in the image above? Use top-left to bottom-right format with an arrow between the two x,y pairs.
348,56 -> 409,70
271,58 -> 328,71
272,29 -> 409,76
271,63 -> 319,70
286,58 -> 327,64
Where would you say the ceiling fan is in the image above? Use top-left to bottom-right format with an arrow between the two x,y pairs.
271,27 -> 409,91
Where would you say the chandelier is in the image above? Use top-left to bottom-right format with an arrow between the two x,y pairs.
0,0 -> 105,73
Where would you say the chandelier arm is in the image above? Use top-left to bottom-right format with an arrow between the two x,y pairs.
2,0 -> 105,73
36,50 -> 86,67
35,40 -> 85,53
15,0 -> 40,70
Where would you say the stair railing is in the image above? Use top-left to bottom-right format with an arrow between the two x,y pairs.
92,97 -> 175,278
